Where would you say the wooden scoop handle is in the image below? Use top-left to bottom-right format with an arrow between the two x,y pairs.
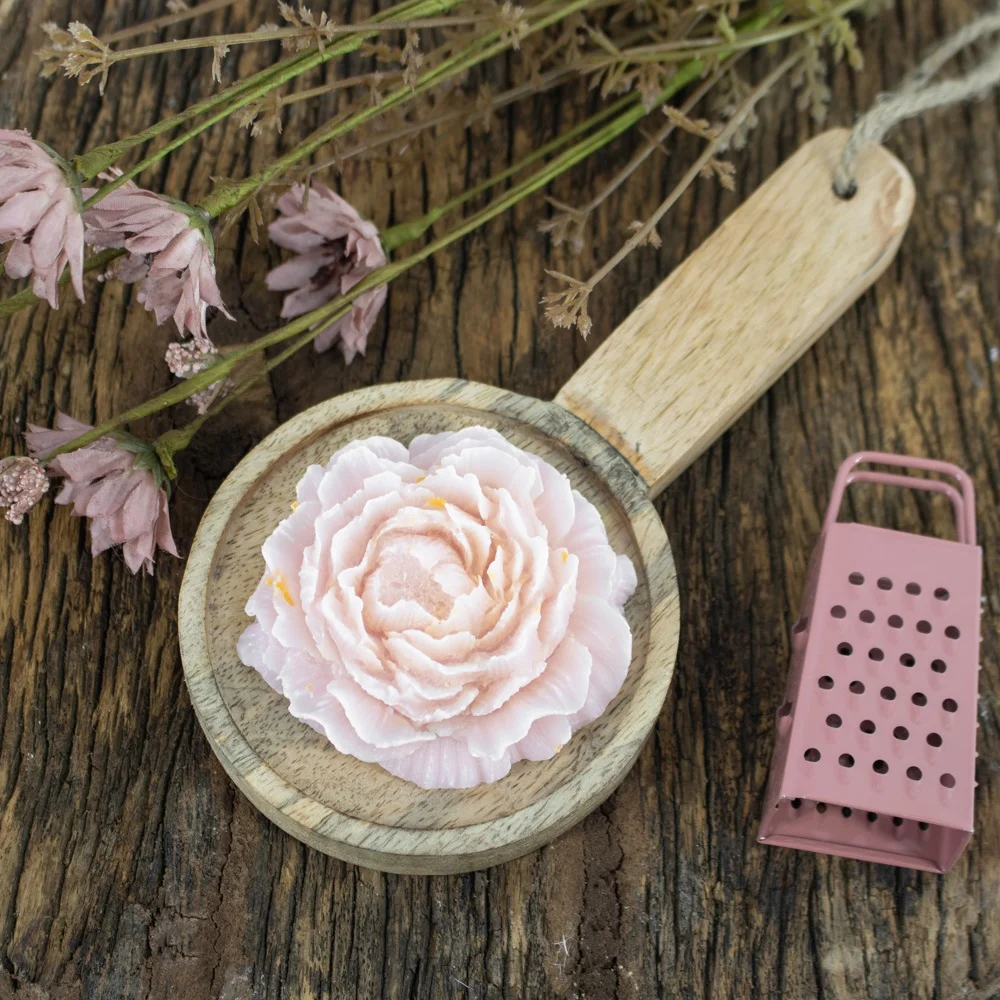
554,129 -> 915,499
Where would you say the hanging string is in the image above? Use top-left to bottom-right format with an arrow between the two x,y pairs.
834,8 -> 1000,198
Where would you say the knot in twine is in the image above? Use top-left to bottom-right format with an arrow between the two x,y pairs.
835,8 -> 1000,198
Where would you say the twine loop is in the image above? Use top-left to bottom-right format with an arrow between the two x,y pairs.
835,8 -> 1000,198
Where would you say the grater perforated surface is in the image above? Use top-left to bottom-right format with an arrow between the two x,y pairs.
759,453 -> 983,872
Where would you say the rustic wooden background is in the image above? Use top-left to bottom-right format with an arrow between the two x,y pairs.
1,1 -> 998,997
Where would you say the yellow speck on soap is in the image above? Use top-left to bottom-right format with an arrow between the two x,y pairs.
555,744 -> 564,753
427,496 -> 446,509
306,684 -> 312,691
416,476 -> 426,483
290,501 -> 300,511
267,573 -> 294,606
560,549 -> 569,563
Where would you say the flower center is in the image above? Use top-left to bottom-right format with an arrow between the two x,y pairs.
375,550 -> 455,619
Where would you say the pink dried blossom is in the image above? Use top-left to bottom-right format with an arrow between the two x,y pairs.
237,427 -> 637,789
25,412 -> 178,575
165,340 -> 231,414
0,129 -> 84,308
266,183 -> 386,362
0,456 -> 49,525
83,172 -> 231,347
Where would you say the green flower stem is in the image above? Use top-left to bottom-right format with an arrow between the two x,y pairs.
83,0 -> 461,209
154,322 -> 329,459
36,2 -> 828,465
0,248 -> 123,316
586,0 -> 865,66
381,91 -> 637,251
197,0 -> 600,217
75,63 -> 705,464
45,4 -> 790,462
72,49 -> 318,180
1,0 -> 588,315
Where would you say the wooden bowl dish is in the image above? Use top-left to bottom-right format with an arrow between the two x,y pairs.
179,132 -> 914,873
179,380 -> 676,873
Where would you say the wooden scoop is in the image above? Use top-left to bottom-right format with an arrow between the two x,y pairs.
178,130 -> 914,874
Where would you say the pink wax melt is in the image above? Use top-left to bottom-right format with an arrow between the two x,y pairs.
237,427 -> 636,789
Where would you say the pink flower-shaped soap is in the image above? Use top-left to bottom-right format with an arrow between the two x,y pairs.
237,427 -> 637,789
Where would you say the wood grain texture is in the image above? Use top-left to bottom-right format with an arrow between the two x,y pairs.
178,379 -> 677,873
555,130 -> 915,497
1,1 -> 999,998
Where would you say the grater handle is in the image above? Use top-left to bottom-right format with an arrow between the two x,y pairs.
823,452 -> 977,545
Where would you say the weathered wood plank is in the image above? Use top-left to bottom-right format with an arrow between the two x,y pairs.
1,0 -> 998,997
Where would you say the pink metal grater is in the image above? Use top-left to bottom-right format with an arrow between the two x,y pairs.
758,451 -> 983,872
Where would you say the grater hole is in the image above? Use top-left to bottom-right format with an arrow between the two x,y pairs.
867,812 -> 878,823
893,726 -> 909,740
878,577 -> 893,591
859,719 -> 876,734
838,753 -> 855,768
838,642 -> 853,656
850,680 -> 865,694
880,686 -> 896,701
940,773 -> 956,788
859,609 -> 875,623
841,807 -> 853,818
830,605 -> 846,619
826,714 -> 842,728
927,732 -> 943,748
868,647 -> 885,662
943,698 -> 958,713
900,653 -> 916,667
892,817 -> 904,827
873,759 -> 889,774
919,822 -> 930,831
931,658 -> 947,673
777,700 -> 793,719
791,798 -> 802,808
816,802 -> 827,813
912,692 -> 928,707
792,616 -> 809,634
917,620 -> 932,634
849,572 -> 865,585
906,766 -> 922,781
804,748 -> 821,762
888,615 -> 903,629
945,625 -> 960,639
818,676 -> 834,690
934,588 -> 950,601
906,582 -> 922,595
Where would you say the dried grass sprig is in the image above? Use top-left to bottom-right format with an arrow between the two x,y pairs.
39,7 -> 501,91
538,57 -> 732,252
102,0 -> 242,45
543,47 -> 802,336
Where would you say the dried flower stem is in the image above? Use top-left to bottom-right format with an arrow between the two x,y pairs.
570,56 -> 736,221
306,63 -> 585,189
580,48 -> 802,296
197,0 -> 603,218
2,0 -> 526,316
381,91 -> 637,249
71,49 -> 316,180
73,0 -> 453,184
585,0 -> 865,67
99,14 -> 499,63
103,0 -> 243,44
42,56 -> 707,462
84,0 -> 463,209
